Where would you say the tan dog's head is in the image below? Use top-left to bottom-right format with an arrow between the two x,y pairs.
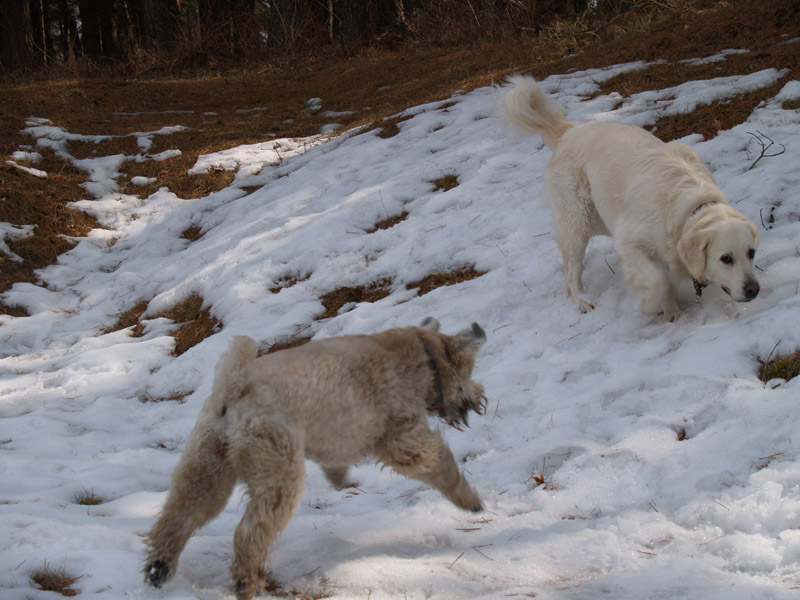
678,204 -> 760,302
420,317 -> 487,430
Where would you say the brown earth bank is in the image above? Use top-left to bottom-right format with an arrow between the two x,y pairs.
0,0 -> 798,311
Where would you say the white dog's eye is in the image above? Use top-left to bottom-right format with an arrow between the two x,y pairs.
720,254 -> 733,265
748,249 -> 755,260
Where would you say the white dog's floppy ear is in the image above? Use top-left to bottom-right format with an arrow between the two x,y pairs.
420,317 -> 440,331
456,322 -> 486,351
678,226 -> 711,282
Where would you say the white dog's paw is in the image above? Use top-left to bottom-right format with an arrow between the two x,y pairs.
641,292 -> 681,322
648,300 -> 681,322
575,295 -> 595,313
660,308 -> 683,322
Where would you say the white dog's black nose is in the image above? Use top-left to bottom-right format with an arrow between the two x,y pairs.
744,280 -> 760,301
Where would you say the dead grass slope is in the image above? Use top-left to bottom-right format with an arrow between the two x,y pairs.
0,0 -> 797,327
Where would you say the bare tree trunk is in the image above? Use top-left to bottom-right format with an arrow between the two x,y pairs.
0,0 -> 39,72
38,0 -> 47,63
99,0 -> 119,58
134,0 -> 180,50
328,0 -> 334,42
78,0 -> 101,56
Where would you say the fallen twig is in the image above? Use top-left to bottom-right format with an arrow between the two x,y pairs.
472,544 -> 495,561
747,130 -> 785,170
447,551 -> 465,569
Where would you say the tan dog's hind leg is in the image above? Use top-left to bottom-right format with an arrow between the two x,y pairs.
230,418 -> 306,600
379,425 -> 483,512
145,430 -> 237,587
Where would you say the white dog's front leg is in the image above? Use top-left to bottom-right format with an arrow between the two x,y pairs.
642,286 -> 681,322
616,240 -> 681,321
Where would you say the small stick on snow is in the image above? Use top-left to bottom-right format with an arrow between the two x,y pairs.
447,552 -> 465,569
472,544 -> 495,561
712,499 -> 730,511
747,130 -> 785,170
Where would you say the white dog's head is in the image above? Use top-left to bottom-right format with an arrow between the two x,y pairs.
678,204 -> 760,302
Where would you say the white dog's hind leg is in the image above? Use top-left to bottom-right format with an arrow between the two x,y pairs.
559,234 -> 595,313
230,418 -> 305,600
546,169 -> 597,313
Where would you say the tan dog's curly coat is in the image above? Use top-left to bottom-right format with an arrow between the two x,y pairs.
144,318 -> 487,599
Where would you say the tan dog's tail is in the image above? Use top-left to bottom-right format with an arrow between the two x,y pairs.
208,336 -> 259,411
500,74 -> 572,149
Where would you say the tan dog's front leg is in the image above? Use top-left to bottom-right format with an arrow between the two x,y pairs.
380,427 -> 483,512
322,465 -> 352,490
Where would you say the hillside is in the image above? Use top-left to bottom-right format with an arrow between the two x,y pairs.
1,2 -> 800,599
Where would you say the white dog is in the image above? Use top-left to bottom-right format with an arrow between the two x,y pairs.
500,74 -> 760,321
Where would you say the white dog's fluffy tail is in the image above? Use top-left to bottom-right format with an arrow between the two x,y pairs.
208,336 -> 259,411
499,75 -> 572,149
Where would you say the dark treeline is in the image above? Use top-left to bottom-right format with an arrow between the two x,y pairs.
1,0 -> 641,75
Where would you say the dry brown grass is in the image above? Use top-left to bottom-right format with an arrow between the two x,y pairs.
527,457 -> 555,490
597,43 -> 797,100
269,272 -> 312,294
0,154 -> 98,308
74,488 -> 104,506
652,75 -> 793,142
593,42 -> 799,143
759,348 -> 800,385
375,114 -> 413,139
119,152 -> 237,200
105,299 -> 150,335
318,279 -> 393,319
67,135 -> 140,159
30,562 -> 81,597
141,391 -> 191,404
1,0 -> 796,333
366,211 -> 409,233
407,266 -> 486,296
105,294 -> 220,354
265,335 -> 314,354
181,224 -> 205,241
155,294 -> 222,356
430,174 -> 459,192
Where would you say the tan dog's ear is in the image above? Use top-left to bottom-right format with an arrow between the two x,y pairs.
678,225 -> 711,282
420,317 -> 440,331
455,323 -> 486,352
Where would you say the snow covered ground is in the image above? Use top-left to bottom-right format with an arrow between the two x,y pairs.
2,48 -> 800,599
